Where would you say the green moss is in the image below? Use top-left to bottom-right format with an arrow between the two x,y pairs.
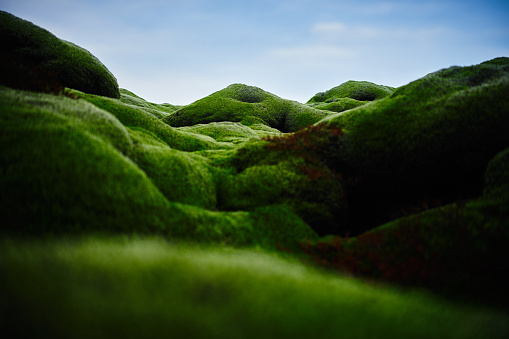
0,86 -> 318,249
73,89 -> 222,152
2,236 -> 508,339
119,88 -> 180,118
307,80 -> 394,104
131,144 -> 217,209
219,155 -> 346,234
0,88 -> 173,234
164,84 -> 332,132
317,59 -> 509,235
300,144 -> 509,308
177,121 -> 260,145
483,147 -> 509,201
307,97 -> 368,113
0,11 -> 119,98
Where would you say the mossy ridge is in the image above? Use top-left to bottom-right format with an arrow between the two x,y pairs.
217,126 -> 348,235
299,146 -> 509,309
176,121 -> 260,145
0,87 -> 172,235
2,236 -> 508,339
164,83 -> 332,132
119,88 -> 181,118
71,89 -> 223,152
131,143 -> 218,210
0,11 -> 119,98
307,80 -> 394,104
317,58 -> 509,235
0,86 -> 315,249
307,97 -> 368,113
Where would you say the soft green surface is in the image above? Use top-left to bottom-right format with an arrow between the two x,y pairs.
315,57 -> 509,235
307,80 -> 394,104
119,88 -> 181,118
307,97 -> 368,112
1,236 -> 508,339
301,145 -> 509,307
164,84 -> 332,132
1,10 -> 509,338
0,11 -> 119,98
0,86 -> 315,249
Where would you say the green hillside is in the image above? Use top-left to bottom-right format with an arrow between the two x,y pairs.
1,11 -> 509,338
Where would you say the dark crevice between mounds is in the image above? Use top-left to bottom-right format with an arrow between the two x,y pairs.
339,169 -> 486,237
303,131 -> 506,237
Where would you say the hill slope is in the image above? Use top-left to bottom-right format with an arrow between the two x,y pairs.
1,11 -> 509,338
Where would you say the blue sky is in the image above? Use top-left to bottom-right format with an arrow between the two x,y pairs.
2,0 -> 509,105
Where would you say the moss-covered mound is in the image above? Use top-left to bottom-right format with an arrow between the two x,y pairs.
119,88 -> 181,118
164,84 -> 332,132
2,237 -> 508,339
0,11 -> 119,98
1,10 -> 509,331
299,145 -> 509,308
0,86 -> 318,250
307,97 -> 368,113
315,58 -> 509,234
306,80 -> 394,113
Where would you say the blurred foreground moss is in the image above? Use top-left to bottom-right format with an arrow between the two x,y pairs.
1,236 -> 508,339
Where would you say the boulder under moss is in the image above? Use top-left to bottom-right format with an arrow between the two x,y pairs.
299,145 -> 509,309
2,236 -> 507,339
307,80 -> 394,104
164,84 -> 332,132
0,11 -> 120,98
316,58 -> 509,235
0,86 -> 315,249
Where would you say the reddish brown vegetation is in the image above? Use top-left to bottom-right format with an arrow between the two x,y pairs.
262,123 -> 345,182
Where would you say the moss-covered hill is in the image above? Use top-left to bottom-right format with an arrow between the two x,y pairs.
1,11 -> 509,338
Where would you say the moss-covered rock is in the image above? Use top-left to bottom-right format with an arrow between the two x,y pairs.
300,146 -> 509,309
316,58 -> 509,235
72,89 -> 222,152
119,88 -> 180,118
1,12 -> 509,315
307,97 -> 368,113
0,11 -> 120,98
177,121 -> 260,145
164,84 -> 332,132
0,86 -> 316,249
3,236 -> 507,339
131,144 -> 218,210
307,80 -> 394,105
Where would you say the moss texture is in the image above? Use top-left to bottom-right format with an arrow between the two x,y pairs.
2,10 -> 509,335
307,97 -> 368,113
317,58 -> 509,235
164,84 -> 332,132
307,80 -> 394,104
2,237 -> 508,339
0,11 -> 119,98
299,146 -> 509,308
0,86 -> 315,250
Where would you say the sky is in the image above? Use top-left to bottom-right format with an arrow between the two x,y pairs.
1,0 -> 509,105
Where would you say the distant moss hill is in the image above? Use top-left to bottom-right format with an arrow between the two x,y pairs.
2,10 -> 509,321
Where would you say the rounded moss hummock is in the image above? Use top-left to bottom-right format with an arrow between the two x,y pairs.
307,80 -> 394,105
164,84 -> 332,132
0,11 -> 120,98
315,58 -> 509,235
